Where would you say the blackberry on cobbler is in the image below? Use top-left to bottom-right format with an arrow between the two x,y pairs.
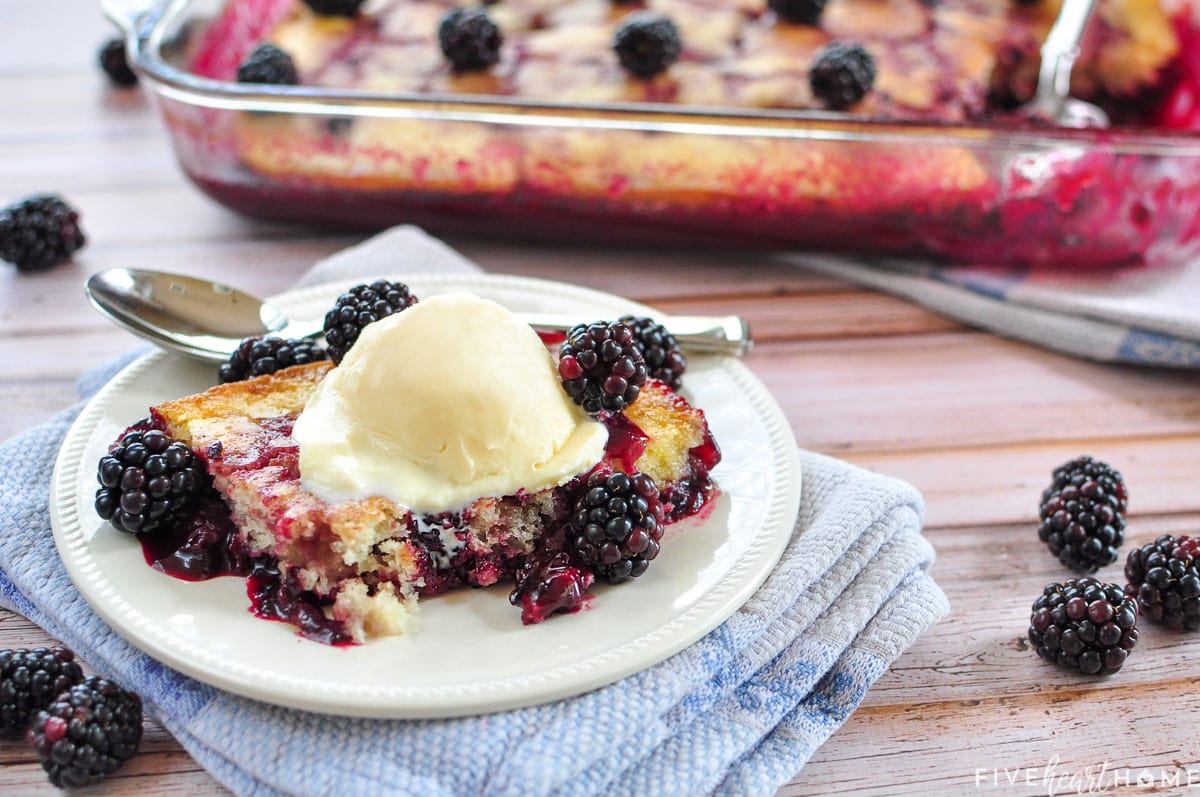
769,0 -> 827,24
26,676 -> 143,789
95,428 -> 204,534
0,648 -> 84,740
558,320 -> 649,414
569,470 -> 665,583
98,38 -> 138,87
0,195 -> 86,272
809,42 -> 877,110
1125,535 -> 1200,631
302,0 -> 366,16
613,12 -> 682,79
1037,456 -> 1127,572
236,43 -> 299,85
509,550 -> 595,624
1028,578 -> 1139,675
438,8 -> 502,72
323,279 -> 418,363
218,335 -> 328,383
620,315 -> 686,389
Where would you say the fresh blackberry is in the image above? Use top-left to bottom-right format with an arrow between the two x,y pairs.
0,195 -> 86,272
509,551 -> 595,625
1037,456 -> 1127,573
0,648 -> 84,740
98,38 -> 138,87
612,12 -> 682,79
94,428 -> 204,535
768,0 -> 827,24
26,677 -> 143,789
1028,578 -> 1139,675
438,8 -> 502,72
569,470 -> 665,584
322,279 -> 418,364
236,43 -> 299,85
302,0 -> 366,15
558,321 -> 649,414
1124,535 -> 1200,630
809,42 -> 877,110
619,315 -> 686,390
218,335 -> 328,383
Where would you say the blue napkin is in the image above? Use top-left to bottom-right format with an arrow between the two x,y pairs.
0,228 -> 948,795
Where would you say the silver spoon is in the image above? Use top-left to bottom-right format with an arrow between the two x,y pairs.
85,268 -> 753,363
1021,0 -> 1109,128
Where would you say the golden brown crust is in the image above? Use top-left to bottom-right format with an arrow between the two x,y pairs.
154,361 -> 333,442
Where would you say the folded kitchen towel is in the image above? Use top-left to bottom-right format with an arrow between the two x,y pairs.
0,227 -> 948,796
782,253 -> 1200,368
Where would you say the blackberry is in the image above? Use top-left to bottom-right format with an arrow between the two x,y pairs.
94,428 -> 205,535
768,0 -> 827,24
236,43 -> 299,85
1124,535 -> 1200,631
302,0 -> 366,15
509,551 -> 595,625
1037,456 -> 1127,573
612,12 -> 682,79
620,315 -> 686,390
569,470 -> 665,584
218,335 -> 328,383
438,8 -> 502,72
0,195 -> 86,272
0,648 -> 84,740
558,321 -> 649,414
809,42 -> 877,110
26,677 -> 143,789
1028,578 -> 1139,675
98,38 -> 138,87
322,279 -> 418,364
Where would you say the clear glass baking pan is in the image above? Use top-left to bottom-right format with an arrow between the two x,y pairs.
105,0 -> 1200,268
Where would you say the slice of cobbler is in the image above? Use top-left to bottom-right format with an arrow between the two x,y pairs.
150,358 -> 719,643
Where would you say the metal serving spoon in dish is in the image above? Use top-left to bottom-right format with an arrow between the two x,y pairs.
1021,0 -> 1109,128
85,268 -> 753,363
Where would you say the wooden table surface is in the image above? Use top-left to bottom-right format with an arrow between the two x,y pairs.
5,3 -> 1200,795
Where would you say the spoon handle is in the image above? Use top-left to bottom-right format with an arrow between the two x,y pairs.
283,312 -> 752,356
519,313 -> 752,356
1035,0 -> 1099,108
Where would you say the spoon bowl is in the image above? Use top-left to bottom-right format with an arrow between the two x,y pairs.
85,268 -> 752,362
86,269 -> 323,362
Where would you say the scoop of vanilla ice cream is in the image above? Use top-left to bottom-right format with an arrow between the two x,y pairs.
292,292 -> 608,512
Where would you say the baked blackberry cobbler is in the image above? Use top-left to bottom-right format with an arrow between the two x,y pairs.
173,0 -> 1200,266
95,287 -> 721,644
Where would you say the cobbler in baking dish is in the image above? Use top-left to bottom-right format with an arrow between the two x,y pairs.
94,286 -> 721,644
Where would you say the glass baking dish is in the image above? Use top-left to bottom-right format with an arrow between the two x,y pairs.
105,0 -> 1200,268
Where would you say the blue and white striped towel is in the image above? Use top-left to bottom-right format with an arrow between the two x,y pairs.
0,227 -> 948,796
784,254 -> 1200,368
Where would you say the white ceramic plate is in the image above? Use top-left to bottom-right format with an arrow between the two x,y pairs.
51,273 -> 801,718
